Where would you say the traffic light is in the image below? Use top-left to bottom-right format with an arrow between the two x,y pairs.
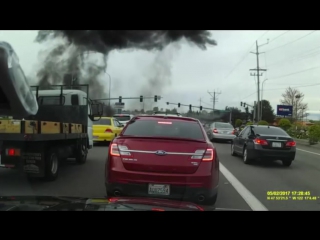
240,101 -> 243,106
166,102 -> 169,105
154,95 -> 157,102
140,95 -> 143,102
119,96 -> 122,103
178,103 -> 180,108
200,106 -> 203,111
245,107 -> 249,113
244,103 -> 246,107
189,105 -> 192,111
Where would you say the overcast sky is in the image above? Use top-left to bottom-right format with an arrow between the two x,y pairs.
0,30 -> 319,120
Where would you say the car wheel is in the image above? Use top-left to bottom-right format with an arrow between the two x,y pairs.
282,160 -> 292,167
243,148 -> 252,164
231,143 -> 237,156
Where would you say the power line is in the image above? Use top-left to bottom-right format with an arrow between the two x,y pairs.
267,46 -> 320,67
241,83 -> 320,100
266,30 -> 317,52
222,30 -> 269,81
268,30 -> 290,43
268,64 -> 320,81
264,83 -> 320,91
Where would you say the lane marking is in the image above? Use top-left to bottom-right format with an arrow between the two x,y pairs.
297,148 -> 320,156
219,163 -> 268,211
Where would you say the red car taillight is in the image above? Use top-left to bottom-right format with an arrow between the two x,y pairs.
110,143 -> 131,157
253,138 -> 268,145
213,129 -> 218,133
192,149 -> 215,161
286,141 -> 296,147
105,129 -> 113,133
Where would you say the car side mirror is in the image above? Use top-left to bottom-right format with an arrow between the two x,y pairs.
119,124 -> 124,127
89,103 -> 103,121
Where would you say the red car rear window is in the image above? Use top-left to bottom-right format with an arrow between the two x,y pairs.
122,119 -> 205,140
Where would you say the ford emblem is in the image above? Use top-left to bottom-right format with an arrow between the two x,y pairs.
155,150 -> 167,156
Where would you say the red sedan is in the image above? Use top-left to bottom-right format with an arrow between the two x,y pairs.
105,115 -> 219,206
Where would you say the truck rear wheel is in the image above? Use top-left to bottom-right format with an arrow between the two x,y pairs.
43,149 -> 59,181
75,141 -> 88,164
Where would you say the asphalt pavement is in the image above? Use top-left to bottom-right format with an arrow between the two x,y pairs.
0,141 -> 319,211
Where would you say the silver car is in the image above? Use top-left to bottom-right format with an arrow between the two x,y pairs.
207,122 -> 236,142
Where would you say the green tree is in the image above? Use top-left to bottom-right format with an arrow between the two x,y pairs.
308,125 -> 320,145
246,121 -> 253,126
235,119 -> 242,127
278,118 -> 291,131
260,100 -> 275,123
258,120 -> 268,125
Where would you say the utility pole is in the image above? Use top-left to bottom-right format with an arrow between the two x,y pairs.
207,90 -> 221,111
250,39 -> 268,122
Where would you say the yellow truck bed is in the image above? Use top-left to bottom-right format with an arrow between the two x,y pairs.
0,119 -> 85,134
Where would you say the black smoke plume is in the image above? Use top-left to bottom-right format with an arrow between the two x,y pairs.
34,30 -> 216,110
36,30 -> 217,53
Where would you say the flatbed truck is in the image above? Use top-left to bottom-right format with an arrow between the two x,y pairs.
0,41 -> 103,181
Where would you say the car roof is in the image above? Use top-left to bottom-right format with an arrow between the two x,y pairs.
249,125 -> 276,128
131,115 -> 200,123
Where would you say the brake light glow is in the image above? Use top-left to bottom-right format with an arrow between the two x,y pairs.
253,138 -> 268,145
192,149 -> 214,161
232,129 -> 235,134
109,143 -> 131,156
6,148 -> 20,156
158,122 -> 172,124
105,129 -> 113,133
213,129 -> 218,133
152,208 -> 165,211
8,149 -> 15,156
286,141 -> 296,147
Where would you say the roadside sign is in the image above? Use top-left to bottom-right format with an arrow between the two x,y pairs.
277,105 -> 293,116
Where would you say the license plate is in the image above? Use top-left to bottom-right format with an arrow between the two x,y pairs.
148,184 -> 170,195
272,142 -> 282,148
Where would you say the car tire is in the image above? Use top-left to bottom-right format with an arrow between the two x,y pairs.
243,147 -> 252,164
44,150 -> 59,181
282,160 -> 292,167
231,143 -> 237,156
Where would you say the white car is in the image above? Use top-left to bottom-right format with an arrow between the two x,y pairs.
113,114 -> 134,125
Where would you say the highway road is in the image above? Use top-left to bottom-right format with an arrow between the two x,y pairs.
0,141 -> 319,211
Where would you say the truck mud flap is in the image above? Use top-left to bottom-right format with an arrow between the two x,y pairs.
0,144 -> 45,177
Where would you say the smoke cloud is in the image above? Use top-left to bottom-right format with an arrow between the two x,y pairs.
34,30 -> 217,105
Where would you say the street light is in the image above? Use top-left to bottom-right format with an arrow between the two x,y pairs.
295,94 -> 301,121
105,71 -> 112,106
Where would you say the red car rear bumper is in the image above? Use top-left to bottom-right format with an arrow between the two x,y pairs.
105,181 -> 218,204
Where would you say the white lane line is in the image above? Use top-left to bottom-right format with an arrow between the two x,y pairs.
297,148 -> 320,156
219,163 -> 268,211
